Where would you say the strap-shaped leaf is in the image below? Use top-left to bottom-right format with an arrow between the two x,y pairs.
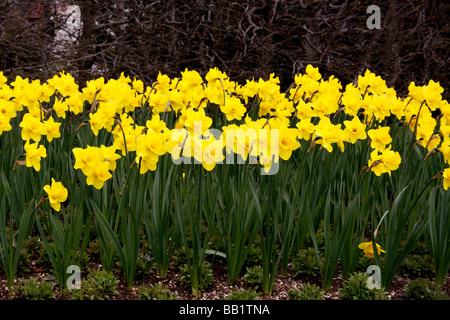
90,199 -> 126,267
204,249 -> 227,259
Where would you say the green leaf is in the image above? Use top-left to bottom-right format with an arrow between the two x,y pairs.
204,249 -> 227,259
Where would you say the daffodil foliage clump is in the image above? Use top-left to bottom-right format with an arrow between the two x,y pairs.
0,66 -> 449,296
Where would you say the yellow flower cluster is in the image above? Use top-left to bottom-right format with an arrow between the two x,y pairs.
0,65 -> 449,188
73,145 -> 120,189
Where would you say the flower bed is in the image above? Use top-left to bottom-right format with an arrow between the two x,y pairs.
0,66 -> 449,300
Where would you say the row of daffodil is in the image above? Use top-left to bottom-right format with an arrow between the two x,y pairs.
0,65 -> 449,200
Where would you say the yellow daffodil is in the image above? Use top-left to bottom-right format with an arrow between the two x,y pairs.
136,154 -> 159,174
368,126 -> 392,151
89,101 -> 117,135
24,141 -> 47,171
184,107 -> 212,136
358,241 -> 386,258
296,119 -> 315,141
257,77 -> 280,102
368,146 -> 401,176
220,96 -> 247,121
149,91 -> 170,114
135,130 -> 167,173
205,67 -> 228,83
47,71 -> 79,97
112,126 -> 139,155
278,126 -> 300,161
342,84 -> 362,117
180,69 -> 203,91
153,72 -> 171,93
300,76 -> 319,99
225,126 -> 259,162
196,136 -> 225,171
358,69 -> 387,95
0,114 -> 12,135
52,98 -> 69,118
43,116 -> 61,142
305,64 -> 321,81
408,81 -> 425,102
19,113 -> 44,142
313,116 -> 341,153
73,146 -> 101,176
369,94 -> 391,121
43,178 -> 68,211
0,71 -> 7,86
0,99 -> 17,119
311,95 -> 336,118
438,142 -> 450,164
136,131 -> 166,158
146,114 -> 167,133
100,145 -> 121,171
443,168 -> 450,190
85,161 -> 112,190
132,78 -> 144,93
423,79 -> 444,111
344,116 -> 367,144
82,77 -> 105,103
295,100 -> 313,120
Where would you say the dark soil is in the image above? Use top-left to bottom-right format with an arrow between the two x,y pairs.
1,259 -> 448,301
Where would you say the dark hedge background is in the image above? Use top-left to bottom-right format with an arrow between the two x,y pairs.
1,0 -> 448,98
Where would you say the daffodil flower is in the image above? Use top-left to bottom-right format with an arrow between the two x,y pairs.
344,116 -> 367,144
43,178 -> 68,211
43,116 -> 61,142
0,114 -> 12,135
358,241 -> 386,258
24,141 -> 47,171
220,96 -> 247,121
367,126 -> 392,151
443,168 -> 450,190
19,113 -> 44,142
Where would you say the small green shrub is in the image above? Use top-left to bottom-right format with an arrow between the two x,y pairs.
38,242 -> 54,271
245,236 -> 278,268
22,237 -> 43,258
405,278 -> 449,300
339,272 -> 389,300
409,241 -> 428,256
304,221 -> 325,250
138,283 -> 179,300
85,239 -> 101,262
288,283 -> 325,300
243,265 -> 264,290
134,255 -> 153,281
287,289 -> 301,300
14,278 -> 56,300
246,237 -> 263,266
224,287 -> 260,300
179,261 -> 214,290
17,247 -> 32,275
70,269 -> 120,300
22,236 -> 41,250
292,247 -> 322,280
173,247 -> 191,267
116,254 -> 153,282
400,254 -> 435,278
354,255 -> 375,273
